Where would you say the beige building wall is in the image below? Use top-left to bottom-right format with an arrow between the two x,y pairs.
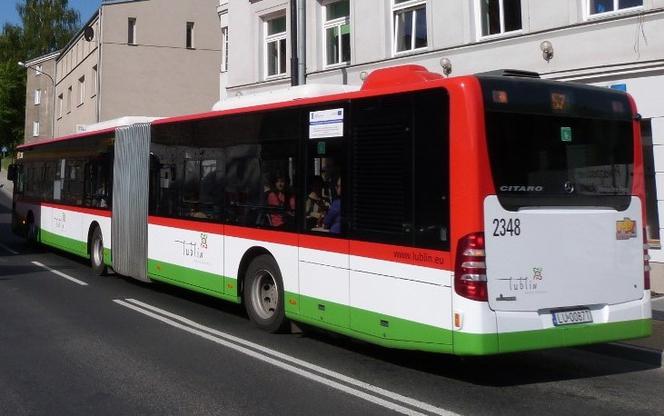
100,0 -> 221,120
54,14 -> 101,137
53,0 -> 221,137
23,52 -> 59,143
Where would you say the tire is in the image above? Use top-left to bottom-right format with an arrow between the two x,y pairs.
90,227 -> 107,276
244,254 -> 288,333
26,215 -> 38,247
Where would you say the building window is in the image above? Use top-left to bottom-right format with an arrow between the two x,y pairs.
393,0 -> 427,54
58,93 -> 63,118
265,15 -> 287,78
588,0 -> 643,16
128,17 -> 137,44
186,22 -> 195,49
78,76 -> 85,106
221,27 -> 229,72
479,0 -> 522,37
323,0 -> 351,67
67,86 -> 72,113
34,89 -> 41,105
91,65 -> 97,97
33,121 -> 40,137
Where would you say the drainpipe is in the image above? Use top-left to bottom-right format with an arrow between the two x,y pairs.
297,0 -> 306,86
290,0 -> 306,86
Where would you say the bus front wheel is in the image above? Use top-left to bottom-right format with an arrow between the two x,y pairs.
244,254 -> 288,333
26,214 -> 38,246
90,227 -> 107,276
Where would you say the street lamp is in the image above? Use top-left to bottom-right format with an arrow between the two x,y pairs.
18,61 -> 56,139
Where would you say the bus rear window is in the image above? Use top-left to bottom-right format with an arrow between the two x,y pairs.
480,78 -> 634,211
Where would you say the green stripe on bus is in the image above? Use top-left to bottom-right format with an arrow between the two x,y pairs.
286,293 -> 651,355
40,229 -> 89,258
289,293 -> 453,345
103,248 -> 112,267
147,259 -> 240,304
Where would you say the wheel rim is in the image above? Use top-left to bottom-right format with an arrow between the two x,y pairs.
92,237 -> 103,267
250,269 -> 279,320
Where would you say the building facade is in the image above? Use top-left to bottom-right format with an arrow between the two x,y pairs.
53,0 -> 221,137
22,51 -> 59,144
219,0 -> 664,291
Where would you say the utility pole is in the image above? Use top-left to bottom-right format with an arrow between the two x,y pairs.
290,0 -> 306,86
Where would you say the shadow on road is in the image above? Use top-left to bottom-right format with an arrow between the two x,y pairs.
295,325 -> 660,387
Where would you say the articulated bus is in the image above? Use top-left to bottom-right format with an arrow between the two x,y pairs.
9,65 -> 652,355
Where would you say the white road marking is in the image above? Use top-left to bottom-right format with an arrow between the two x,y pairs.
116,298 -> 460,416
0,243 -> 19,255
31,261 -> 88,286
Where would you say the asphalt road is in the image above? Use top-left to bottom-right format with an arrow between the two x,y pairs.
1,187 -> 663,416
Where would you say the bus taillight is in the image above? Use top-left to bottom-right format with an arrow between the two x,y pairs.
644,231 -> 651,290
455,232 -> 488,302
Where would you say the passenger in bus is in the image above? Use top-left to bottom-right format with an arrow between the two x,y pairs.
323,177 -> 342,233
305,175 -> 329,229
267,173 -> 295,228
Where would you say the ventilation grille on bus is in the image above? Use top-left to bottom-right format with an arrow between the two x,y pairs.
475,69 -> 541,78
351,122 -> 411,238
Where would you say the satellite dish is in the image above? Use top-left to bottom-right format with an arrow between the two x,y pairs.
84,26 -> 94,42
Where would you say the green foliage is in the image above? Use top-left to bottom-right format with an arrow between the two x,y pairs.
0,0 -> 80,149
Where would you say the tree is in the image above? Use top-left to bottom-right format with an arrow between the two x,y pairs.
18,0 -> 80,59
0,0 -> 80,149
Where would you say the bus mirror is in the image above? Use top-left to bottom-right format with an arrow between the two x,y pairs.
7,164 -> 17,182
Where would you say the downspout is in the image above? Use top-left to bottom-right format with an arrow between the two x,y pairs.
97,6 -> 103,122
290,0 -> 306,86
297,0 -> 306,86
290,0 -> 298,86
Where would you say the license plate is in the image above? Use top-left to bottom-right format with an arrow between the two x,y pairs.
552,309 -> 593,326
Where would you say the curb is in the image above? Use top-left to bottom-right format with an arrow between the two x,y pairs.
582,342 -> 663,366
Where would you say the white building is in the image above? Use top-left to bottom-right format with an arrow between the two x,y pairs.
218,0 -> 664,291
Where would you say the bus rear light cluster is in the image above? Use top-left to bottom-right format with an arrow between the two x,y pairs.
455,232 -> 488,302
644,230 -> 651,290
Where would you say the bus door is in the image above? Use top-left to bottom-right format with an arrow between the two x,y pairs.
298,105 -> 350,329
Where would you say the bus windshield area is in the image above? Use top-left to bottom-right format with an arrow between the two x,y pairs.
480,77 -> 634,211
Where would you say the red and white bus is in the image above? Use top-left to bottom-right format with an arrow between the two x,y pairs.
9,65 -> 652,355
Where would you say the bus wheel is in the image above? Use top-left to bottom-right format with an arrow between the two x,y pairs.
90,227 -> 107,276
26,215 -> 38,246
244,255 -> 288,333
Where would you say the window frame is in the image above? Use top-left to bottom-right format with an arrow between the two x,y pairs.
78,76 -> 85,106
322,0 -> 351,68
392,0 -> 428,56
476,0 -> 524,40
128,17 -> 137,45
34,89 -> 41,106
264,14 -> 288,79
67,85 -> 72,114
186,21 -> 195,49
585,0 -> 644,19
57,93 -> 63,119
33,121 -> 40,137
91,65 -> 97,98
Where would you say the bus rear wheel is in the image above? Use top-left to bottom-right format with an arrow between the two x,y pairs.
90,227 -> 107,276
244,254 -> 288,333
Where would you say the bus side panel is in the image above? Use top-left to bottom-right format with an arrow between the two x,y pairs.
147,220 -> 225,296
40,205 -> 86,257
349,265 -> 453,344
